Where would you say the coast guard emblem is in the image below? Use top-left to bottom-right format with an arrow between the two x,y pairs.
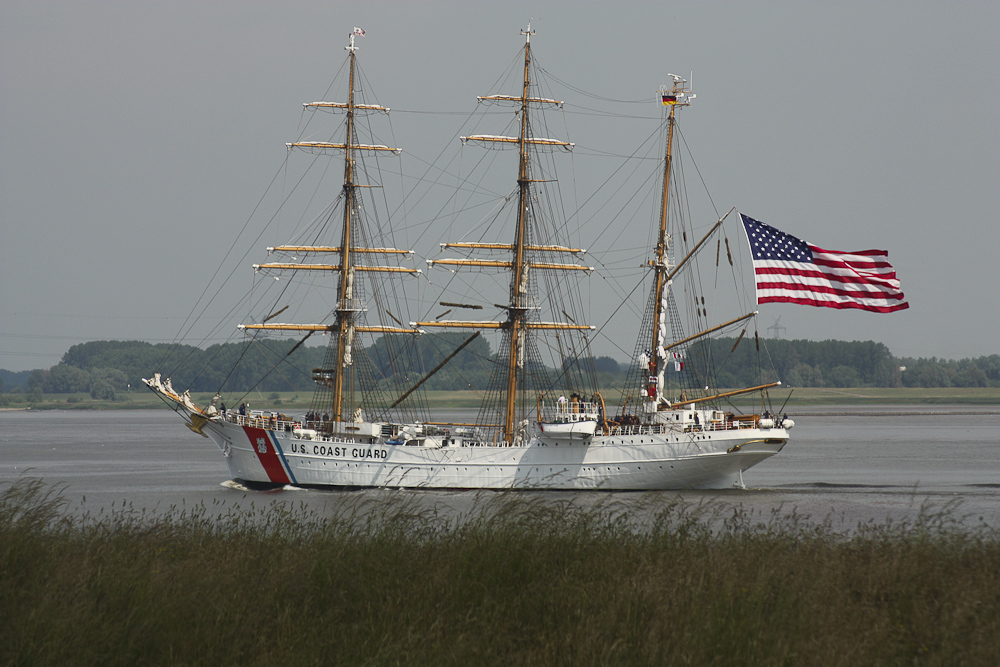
256,438 -> 268,453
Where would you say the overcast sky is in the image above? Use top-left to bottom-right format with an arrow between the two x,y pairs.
2,0 -> 998,372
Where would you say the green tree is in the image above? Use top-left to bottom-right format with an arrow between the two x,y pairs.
952,363 -> 988,388
89,379 -> 116,401
825,365 -> 861,388
42,364 -> 92,394
90,367 -> 129,390
27,370 -> 44,392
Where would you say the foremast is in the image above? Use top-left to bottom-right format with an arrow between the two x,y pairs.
331,31 -> 362,422
239,29 -> 421,425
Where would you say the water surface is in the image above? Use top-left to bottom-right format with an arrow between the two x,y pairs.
2,407 -> 997,532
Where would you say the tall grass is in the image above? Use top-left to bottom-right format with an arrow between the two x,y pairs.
2,477 -> 998,666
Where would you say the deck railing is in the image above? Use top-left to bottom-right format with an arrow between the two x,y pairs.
216,410 -> 769,444
604,418 -> 761,437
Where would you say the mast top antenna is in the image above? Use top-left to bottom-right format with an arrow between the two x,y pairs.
521,20 -> 537,43
658,75 -> 696,107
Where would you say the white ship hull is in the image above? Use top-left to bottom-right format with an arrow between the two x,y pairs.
197,413 -> 787,490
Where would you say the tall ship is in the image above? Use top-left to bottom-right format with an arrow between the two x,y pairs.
146,26 -> 792,490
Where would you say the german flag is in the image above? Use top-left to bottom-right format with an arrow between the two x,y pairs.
662,94 -> 678,105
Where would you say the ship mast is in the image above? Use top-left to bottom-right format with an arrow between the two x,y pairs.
414,24 -> 591,441
238,28 -> 422,427
329,34 -> 360,422
647,76 -> 694,407
502,23 -> 536,441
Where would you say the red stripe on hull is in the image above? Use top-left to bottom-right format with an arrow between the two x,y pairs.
242,426 -> 291,484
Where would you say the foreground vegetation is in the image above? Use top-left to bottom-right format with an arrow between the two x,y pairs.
2,478 -> 998,666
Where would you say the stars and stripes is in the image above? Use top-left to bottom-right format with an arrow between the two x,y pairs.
740,213 -> 909,313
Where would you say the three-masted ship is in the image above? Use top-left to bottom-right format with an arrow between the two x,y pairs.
146,26 -> 791,490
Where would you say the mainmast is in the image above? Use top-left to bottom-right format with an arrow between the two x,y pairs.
415,24 -> 591,442
647,76 -> 695,407
502,23 -> 537,441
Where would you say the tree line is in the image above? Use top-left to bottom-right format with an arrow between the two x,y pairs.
690,337 -> 999,389
1,337 -> 997,401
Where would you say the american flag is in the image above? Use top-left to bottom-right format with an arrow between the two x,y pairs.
740,214 -> 909,313
352,27 -> 366,37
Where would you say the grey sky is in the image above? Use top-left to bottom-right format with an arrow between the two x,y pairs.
2,1 -> 998,372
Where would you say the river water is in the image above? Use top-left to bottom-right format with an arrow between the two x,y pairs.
2,407 -> 998,533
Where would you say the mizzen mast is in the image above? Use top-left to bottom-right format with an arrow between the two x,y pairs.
647,76 -> 695,408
